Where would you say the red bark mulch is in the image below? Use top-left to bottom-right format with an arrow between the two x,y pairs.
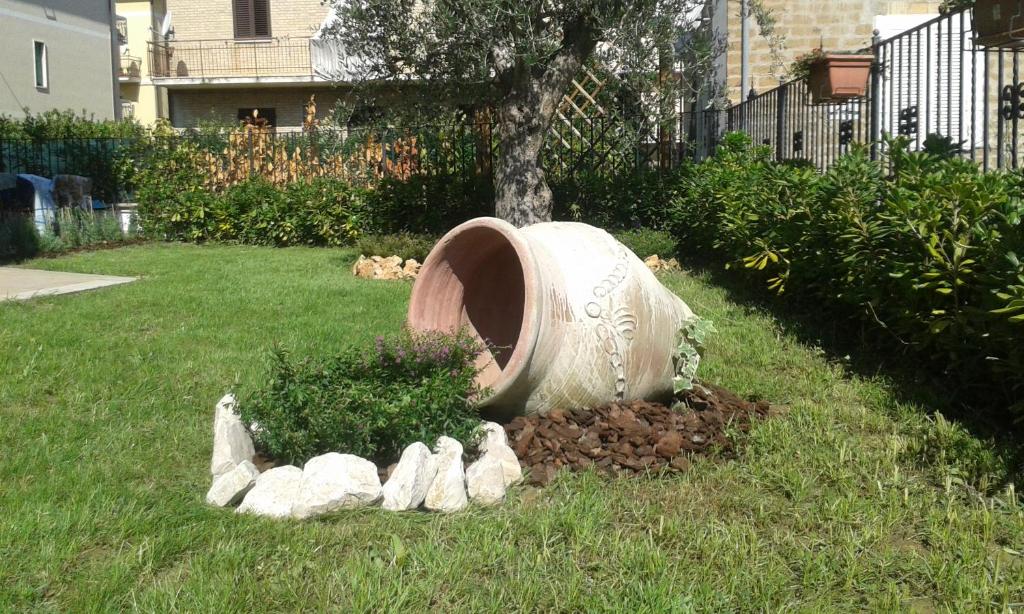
504,382 -> 778,485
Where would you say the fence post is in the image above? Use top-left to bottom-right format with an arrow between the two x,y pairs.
869,29 -> 881,161
775,83 -> 788,161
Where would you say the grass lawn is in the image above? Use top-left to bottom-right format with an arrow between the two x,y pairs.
1,243 -> 1022,611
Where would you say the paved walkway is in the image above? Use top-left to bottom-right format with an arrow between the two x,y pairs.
0,267 -> 136,301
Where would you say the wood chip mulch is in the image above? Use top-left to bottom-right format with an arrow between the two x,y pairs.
504,382 -> 777,485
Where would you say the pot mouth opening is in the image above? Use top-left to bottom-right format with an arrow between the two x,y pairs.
407,218 -> 538,398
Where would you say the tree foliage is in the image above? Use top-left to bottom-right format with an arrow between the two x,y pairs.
323,0 -> 710,225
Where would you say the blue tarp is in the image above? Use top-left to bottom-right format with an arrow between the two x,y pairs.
16,174 -> 56,232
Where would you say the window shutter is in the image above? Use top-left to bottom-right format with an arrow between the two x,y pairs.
234,0 -> 253,39
253,0 -> 271,37
234,0 -> 270,38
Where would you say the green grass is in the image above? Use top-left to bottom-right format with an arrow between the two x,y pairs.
1,243 -> 1022,611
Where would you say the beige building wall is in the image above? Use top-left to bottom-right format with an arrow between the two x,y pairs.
715,0 -> 943,103
0,0 -> 120,119
116,0 -> 168,124
169,86 -> 343,129
160,0 -> 333,129
165,0 -> 329,40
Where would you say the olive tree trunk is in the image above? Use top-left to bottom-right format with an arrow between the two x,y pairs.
493,97 -> 555,227
493,32 -> 595,227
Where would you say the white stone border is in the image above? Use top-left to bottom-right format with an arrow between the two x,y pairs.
205,393 -> 522,519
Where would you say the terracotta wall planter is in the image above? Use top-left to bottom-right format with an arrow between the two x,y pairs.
408,218 -> 695,418
807,54 -> 873,104
974,0 -> 1024,48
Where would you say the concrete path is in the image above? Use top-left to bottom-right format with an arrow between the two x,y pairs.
0,267 -> 136,301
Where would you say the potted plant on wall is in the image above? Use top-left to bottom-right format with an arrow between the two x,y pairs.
791,49 -> 874,104
971,0 -> 1024,48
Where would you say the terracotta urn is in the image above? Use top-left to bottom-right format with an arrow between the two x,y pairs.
407,217 -> 695,418
807,54 -> 873,104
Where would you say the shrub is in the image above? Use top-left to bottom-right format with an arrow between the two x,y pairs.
227,177 -> 364,246
613,228 -> 678,260
0,109 -> 144,140
240,331 -> 485,465
133,137 -> 214,241
0,213 -> 40,261
361,174 -> 493,235
551,170 -> 681,229
668,132 -> 1024,414
355,233 -> 439,261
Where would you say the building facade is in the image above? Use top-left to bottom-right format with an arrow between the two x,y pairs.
115,0 -> 169,125
150,0 -> 341,130
711,0 -> 944,104
0,0 -> 121,119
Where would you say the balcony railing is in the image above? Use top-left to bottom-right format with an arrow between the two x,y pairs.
118,55 -> 142,81
147,38 -> 316,80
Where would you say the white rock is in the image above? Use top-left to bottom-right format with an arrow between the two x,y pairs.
480,422 -> 523,487
480,421 -> 509,448
424,436 -> 468,513
210,393 -> 255,478
382,442 -> 437,511
206,460 -> 259,507
291,453 -> 382,519
237,465 -> 301,518
466,455 -> 506,505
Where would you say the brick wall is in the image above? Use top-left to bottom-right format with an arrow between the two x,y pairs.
718,0 -> 943,102
166,0 -> 329,40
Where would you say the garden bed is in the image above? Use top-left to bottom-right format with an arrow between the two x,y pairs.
507,382 -> 776,485
4,245 -> 1020,610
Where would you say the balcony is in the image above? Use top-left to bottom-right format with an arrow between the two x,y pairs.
147,38 -> 322,86
118,55 -> 142,82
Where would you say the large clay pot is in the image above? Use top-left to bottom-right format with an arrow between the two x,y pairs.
407,217 -> 695,418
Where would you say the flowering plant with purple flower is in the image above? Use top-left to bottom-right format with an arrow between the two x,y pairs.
241,330 -> 487,465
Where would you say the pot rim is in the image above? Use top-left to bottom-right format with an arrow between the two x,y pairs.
408,216 -> 542,403
815,54 -> 874,66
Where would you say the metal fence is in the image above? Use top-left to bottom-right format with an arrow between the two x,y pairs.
688,7 -> 1024,171
0,138 -> 135,203
10,7 -> 1018,207
0,115 -> 691,204
147,38 -> 315,80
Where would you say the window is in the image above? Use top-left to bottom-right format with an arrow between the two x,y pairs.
233,0 -> 271,39
33,41 -> 47,89
238,107 -> 276,127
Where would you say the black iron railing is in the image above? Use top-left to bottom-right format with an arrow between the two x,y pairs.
118,55 -> 142,81
0,138 -> 136,203
147,38 -> 315,79
691,8 -> 1024,171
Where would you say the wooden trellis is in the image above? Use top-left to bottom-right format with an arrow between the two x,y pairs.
551,66 -> 609,150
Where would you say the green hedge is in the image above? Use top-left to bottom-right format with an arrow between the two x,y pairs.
668,133 -> 1024,413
